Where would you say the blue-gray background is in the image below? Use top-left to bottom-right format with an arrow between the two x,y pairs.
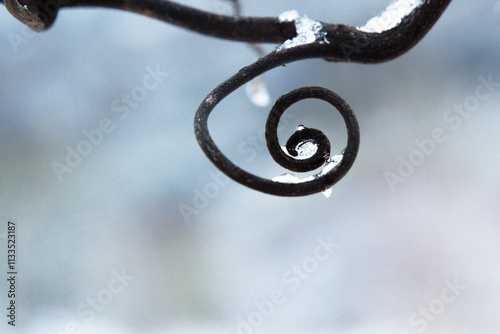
1,0 -> 500,333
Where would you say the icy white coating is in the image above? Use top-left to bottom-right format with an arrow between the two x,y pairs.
278,15 -> 327,51
280,141 -> 318,160
278,9 -> 300,23
320,154 -> 343,176
245,77 -> 271,107
295,141 -> 318,160
272,173 -> 315,184
272,153 -> 343,198
357,0 -> 424,33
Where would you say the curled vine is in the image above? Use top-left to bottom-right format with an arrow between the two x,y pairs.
1,0 -> 453,196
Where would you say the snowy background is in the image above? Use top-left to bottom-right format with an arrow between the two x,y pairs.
1,0 -> 500,333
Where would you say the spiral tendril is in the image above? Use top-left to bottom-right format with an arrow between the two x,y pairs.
193,46 -> 361,196
1,0 -> 453,195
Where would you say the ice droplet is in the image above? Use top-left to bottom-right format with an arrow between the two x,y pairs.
322,188 -> 333,198
245,77 -> 270,107
320,154 -> 343,198
278,9 -> 300,23
357,0 -> 424,33
277,15 -> 327,51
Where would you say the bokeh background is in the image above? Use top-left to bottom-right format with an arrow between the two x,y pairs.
1,0 -> 500,333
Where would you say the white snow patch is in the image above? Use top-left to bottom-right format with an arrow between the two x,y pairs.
357,0 -> 424,33
272,173 -> 315,184
278,9 -> 300,23
277,15 -> 327,51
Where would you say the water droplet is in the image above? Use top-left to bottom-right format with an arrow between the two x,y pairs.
245,77 -> 270,107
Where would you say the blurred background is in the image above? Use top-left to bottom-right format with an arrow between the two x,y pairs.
1,0 -> 499,333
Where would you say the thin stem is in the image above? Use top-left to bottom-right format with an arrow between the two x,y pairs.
1,0 -> 452,63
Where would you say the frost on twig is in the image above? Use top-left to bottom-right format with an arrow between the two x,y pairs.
357,0 -> 424,33
278,9 -> 300,23
277,11 -> 329,51
272,154 -> 343,198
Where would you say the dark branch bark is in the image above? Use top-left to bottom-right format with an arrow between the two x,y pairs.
1,0 -> 452,63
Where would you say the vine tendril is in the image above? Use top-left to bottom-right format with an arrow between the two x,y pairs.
266,87 -> 351,174
1,0 -> 453,196
193,44 -> 363,196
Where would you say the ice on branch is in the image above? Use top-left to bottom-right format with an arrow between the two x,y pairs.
278,9 -> 300,23
295,141 -> 318,159
280,140 -> 318,160
357,0 -> 424,33
272,173 -> 315,184
277,14 -> 328,51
